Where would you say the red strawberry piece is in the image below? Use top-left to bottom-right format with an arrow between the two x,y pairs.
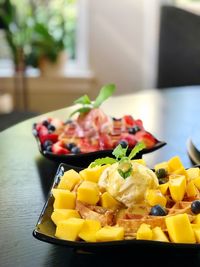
79,138 -> 99,153
135,131 -> 157,148
99,134 -> 113,150
119,133 -> 137,147
123,115 -> 135,126
40,133 -> 58,144
52,141 -> 69,155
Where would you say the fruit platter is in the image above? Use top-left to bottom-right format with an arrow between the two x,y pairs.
32,84 -> 166,166
33,143 -> 200,252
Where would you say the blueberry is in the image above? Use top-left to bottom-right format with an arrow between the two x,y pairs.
150,205 -> 167,216
32,129 -> 38,137
71,146 -> 81,154
43,140 -> 53,149
66,142 -> 76,150
48,124 -> 56,132
191,200 -> 200,214
32,123 -> 37,129
128,125 -> 141,134
156,168 -> 168,179
45,145 -> 52,152
42,120 -> 49,127
118,140 -> 128,148
112,117 -> 122,121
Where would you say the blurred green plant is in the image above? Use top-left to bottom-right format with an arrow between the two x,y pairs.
0,0 -> 77,70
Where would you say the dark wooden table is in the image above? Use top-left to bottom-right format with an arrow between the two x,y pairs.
1,86 -> 200,267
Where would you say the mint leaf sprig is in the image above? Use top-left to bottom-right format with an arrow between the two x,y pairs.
90,142 -> 146,179
69,84 -> 116,117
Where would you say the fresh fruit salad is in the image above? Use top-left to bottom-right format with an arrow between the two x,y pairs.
33,84 -> 163,156
50,143 -> 200,243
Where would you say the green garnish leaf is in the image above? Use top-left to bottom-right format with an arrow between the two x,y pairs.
118,168 -> 132,179
74,94 -> 91,105
112,144 -> 128,160
69,83 -> 116,117
90,157 -> 117,167
93,84 -> 116,108
128,141 -> 146,160
69,107 -> 91,118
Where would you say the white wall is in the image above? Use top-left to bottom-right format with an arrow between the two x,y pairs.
88,0 -> 164,95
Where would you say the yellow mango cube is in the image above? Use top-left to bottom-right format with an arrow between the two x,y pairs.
55,218 -> 84,241
186,168 -> 200,181
77,181 -> 100,205
132,159 -> 146,166
100,192 -> 120,210
168,156 -> 184,172
152,226 -> 169,242
57,169 -> 82,191
52,189 -> 76,209
193,214 -> 200,224
79,165 -> 109,183
136,223 -> 152,240
193,228 -> 200,243
51,209 -> 80,226
168,175 -> 186,202
158,182 -> 169,195
154,161 -> 169,172
193,177 -> 200,190
172,167 -> 187,178
145,189 -> 167,207
78,219 -> 101,242
186,180 -> 198,198
95,226 -> 124,242
165,213 -> 196,243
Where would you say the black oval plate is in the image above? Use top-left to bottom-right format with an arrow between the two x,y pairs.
33,132 -> 166,168
33,163 -> 200,254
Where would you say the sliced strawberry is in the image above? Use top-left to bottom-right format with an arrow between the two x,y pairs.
40,133 -> 58,144
123,115 -> 135,126
135,131 -> 157,148
98,134 -> 113,150
134,119 -> 144,130
79,138 -> 99,153
52,141 -> 69,155
51,118 -> 64,129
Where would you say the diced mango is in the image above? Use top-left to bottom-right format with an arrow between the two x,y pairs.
79,165 -> 109,183
165,213 -> 196,243
136,223 -> 152,240
52,189 -> 76,209
172,167 -> 187,178
132,159 -> 146,166
55,218 -> 84,241
51,209 -> 80,226
158,182 -> 169,195
95,226 -> 124,242
193,177 -> 200,190
154,161 -> 169,172
100,192 -> 120,210
186,180 -> 198,198
57,169 -> 82,191
193,228 -> 200,243
152,226 -> 169,242
168,156 -> 184,172
78,219 -> 101,242
145,189 -> 167,207
193,214 -> 200,225
77,181 -> 100,205
186,168 -> 200,181
168,175 -> 186,202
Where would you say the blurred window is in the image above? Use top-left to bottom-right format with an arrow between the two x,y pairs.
0,0 -> 89,73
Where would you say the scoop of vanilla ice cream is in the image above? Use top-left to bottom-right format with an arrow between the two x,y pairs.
98,162 -> 159,207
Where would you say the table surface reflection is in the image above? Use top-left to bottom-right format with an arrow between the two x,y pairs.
1,86 -> 200,267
